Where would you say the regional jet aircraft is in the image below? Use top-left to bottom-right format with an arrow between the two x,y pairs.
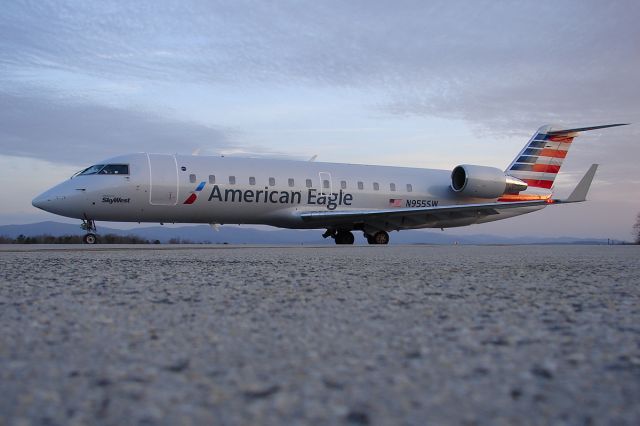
32,124 -> 627,244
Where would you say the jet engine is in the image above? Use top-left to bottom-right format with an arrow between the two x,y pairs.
451,165 -> 528,198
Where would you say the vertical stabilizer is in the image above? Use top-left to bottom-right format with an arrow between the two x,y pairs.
506,123 -> 627,190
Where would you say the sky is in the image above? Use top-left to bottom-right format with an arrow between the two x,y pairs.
1,0 -> 638,240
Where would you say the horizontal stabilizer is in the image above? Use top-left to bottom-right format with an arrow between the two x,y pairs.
547,123 -> 629,135
562,164 -> 599,203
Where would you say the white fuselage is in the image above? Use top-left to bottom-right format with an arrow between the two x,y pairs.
32,153 -> 544,231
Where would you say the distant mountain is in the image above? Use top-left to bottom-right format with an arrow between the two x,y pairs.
0,221 -> 613,245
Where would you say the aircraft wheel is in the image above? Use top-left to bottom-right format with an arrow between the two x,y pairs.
372,231 -> 389,245
335,231 -> 355,245
83,233 -> 97,244
344,231 -> 355,245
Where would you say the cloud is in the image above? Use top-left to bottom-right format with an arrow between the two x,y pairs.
0,92 -> 231,164
2,1 -> 638,161
3,1 -> 638,125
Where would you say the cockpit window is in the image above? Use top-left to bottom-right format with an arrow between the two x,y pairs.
77,164 -> 105,175
99,164 -> 129,175
75,164 -> 129,176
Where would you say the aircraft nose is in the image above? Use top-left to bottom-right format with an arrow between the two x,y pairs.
32,194 -> 47,210
32,188 -> 69,214
32,181 -> 87,219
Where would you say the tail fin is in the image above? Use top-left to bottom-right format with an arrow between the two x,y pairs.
506,123 -> 627,190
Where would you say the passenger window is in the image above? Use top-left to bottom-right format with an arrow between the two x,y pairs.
249,177 -> 256,185
323,180 -> 330,189
288,178 -> 295,187
209,175 -> 215,184
357,181 -> 364,190
373,182 -> 379,191
98,164 -> 129,175
269,177 -> 276,186
407,184 -> 413,192
189,174 -> 196,183
306,179 -> 312,188
229,176 -> 236,185
390,183 -> 396,191
341,180 -> 347,189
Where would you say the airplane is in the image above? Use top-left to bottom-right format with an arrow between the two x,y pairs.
32,123 -> 627,245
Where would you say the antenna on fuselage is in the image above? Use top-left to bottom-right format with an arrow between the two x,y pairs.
309,155 -> 317,162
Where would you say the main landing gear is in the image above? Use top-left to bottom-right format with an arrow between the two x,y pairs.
366,231 -> 389,245
322,229 -> 355,245
81,219 -> 98,244
323,229 -> 390,245
335,230 -> 355,245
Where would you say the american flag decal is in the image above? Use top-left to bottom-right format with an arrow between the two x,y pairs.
389,198 -> 402,207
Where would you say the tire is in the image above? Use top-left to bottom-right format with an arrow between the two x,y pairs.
373,231 -> 389,245
344,231 -> 355,245
83,233 -> 97,244
335,231 -> 355,245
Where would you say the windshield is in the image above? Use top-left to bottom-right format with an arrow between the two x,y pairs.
99,164 -> 129,175
72,164 -> 130,178
76,164 -> 105,176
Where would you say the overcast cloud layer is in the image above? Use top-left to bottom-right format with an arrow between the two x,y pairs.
0,0 -> 638,238
0,93 -> 232,162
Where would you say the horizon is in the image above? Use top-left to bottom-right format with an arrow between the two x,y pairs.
1,1 -> 638,240
0,220 -> 633,244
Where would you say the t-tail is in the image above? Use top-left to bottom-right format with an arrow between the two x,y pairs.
499,123 -> 628,202
506,123 -> 627,190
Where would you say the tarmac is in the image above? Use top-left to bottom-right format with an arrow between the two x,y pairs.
0,244 -> 639,425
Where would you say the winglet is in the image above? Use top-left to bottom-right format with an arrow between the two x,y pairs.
562,164 -> 599,203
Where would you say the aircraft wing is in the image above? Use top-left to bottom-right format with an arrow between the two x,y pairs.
299,199 -> 549,228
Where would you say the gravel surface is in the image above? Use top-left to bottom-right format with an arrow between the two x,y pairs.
0,245 -> 639,425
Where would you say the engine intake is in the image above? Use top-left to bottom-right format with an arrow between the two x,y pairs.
451,165 -> 528,198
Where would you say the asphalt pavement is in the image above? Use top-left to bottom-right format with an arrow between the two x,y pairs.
1,245 -> 639,425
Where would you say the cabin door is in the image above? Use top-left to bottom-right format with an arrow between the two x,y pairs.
148,154 -> 178,205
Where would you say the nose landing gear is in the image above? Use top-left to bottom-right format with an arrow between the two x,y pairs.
81,219 -> 98,244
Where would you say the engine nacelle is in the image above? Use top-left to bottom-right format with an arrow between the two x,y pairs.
451,164 -> 528,198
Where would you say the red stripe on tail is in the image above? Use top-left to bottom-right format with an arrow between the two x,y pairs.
532,164 -> 561,173
539,149 -> 567,158
548,135 -> 575,143
523,179 -> 554,189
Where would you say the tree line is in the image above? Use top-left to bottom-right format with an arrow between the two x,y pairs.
0,234 -> 159,244
0,234 -> 211,244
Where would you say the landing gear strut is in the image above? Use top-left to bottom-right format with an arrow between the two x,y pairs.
366,231 -> 389,245
81,219 -> 98,244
